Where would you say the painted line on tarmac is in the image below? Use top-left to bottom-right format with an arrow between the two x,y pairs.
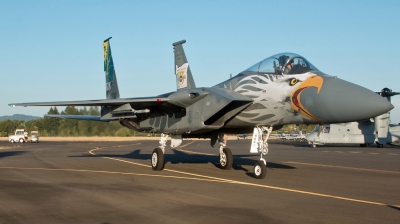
284,161 -> 400,174
0,166 -> 235,183
175,142 -> 217,156
2,165 -> 399,210
89,142 -> 243,183
0,145 -> 22,150
88,143 -> 150,168
176,148 -> 215,156
88,142 -> 400,210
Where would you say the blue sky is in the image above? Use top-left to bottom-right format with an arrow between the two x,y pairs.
2,0 -> 400,122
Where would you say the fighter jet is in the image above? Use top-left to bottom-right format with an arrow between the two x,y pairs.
306,88 -> 400,148
9,38 -> 393,179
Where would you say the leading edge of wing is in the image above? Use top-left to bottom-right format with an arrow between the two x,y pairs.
9,97 -> 169,107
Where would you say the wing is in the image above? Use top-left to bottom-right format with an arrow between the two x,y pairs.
10,89 -> 215,122
9,96 -> 169,108
9,92 -> 186,122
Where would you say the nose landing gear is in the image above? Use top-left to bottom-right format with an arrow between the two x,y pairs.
151,133 -> 169,171
250,126 -> 272,179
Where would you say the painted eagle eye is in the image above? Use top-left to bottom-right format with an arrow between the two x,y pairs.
289,78 -> 299,86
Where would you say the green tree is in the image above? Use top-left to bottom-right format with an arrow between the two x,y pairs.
42,107 -> 60,136
89,106 -> 100,116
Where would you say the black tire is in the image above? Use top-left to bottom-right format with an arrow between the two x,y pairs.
10,139 -> 14,143
220,147 -> 233,170
19,138 -> 24,143
254,160 -> 267,179
151,148 -> 165,171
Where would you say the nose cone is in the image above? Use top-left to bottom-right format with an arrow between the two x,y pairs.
300,76 -> 393,123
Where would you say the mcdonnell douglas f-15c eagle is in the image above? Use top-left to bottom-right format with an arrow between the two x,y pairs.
10,38 -> 393,179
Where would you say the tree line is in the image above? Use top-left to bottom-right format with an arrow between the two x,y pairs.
0,106 -> 146,137
0,106 -> 316,137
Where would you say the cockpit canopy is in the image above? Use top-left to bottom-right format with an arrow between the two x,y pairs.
242,53 -> 319,75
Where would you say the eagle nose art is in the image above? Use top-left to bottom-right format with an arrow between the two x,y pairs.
290,76 -> 393,123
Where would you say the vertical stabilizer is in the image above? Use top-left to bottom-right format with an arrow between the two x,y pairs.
173,40 -> 196,90
104,37 -> 120,99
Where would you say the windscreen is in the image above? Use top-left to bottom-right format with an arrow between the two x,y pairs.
242,53 -> 319,75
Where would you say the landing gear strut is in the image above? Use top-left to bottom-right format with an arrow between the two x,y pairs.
218,134 -> 232,170
250,126 -> 272,179
151,133 -> 168,171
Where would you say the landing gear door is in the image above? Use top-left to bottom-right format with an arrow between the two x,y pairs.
250,127 -> 260,153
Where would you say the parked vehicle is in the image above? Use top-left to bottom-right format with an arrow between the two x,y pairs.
237,134 -> 248,139
30,131 -> 39,143
277,133 -> 287,141
9,129 -> 27,143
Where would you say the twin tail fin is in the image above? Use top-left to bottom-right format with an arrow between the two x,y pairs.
104,37 -> 120,99
173,40 -> 196,90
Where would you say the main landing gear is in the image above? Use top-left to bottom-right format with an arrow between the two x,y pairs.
151,130 -> 271,180
250,126 -> 272,179
150,133 -> 234,171
217,134 -> 232,170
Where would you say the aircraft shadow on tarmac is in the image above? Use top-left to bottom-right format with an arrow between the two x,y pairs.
286,142 -> 400,148
0,151 -> 26,159
71,148 -> 295,176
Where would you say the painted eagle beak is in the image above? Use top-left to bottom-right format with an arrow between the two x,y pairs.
290,75 -> 324,121
291,75 -> 393,123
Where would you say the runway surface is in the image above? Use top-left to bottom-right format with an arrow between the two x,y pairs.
0,139 -> 399,224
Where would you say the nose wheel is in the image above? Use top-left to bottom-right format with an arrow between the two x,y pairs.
151,147 -> 164,170
151,133 -> 169,171
254,160 -> 267,179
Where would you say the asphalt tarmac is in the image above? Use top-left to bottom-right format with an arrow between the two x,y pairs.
0,139 -> 399,224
